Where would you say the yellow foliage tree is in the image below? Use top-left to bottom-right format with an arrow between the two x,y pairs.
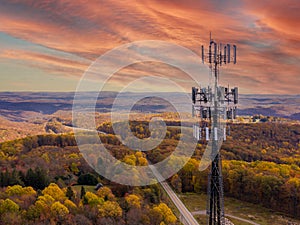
50,201 -> 69,218
84,191 -> 104,207
42,183 -> 66,201
5,185 -> 23,196
135,152 -> 143,158
37,194 -> 55,206
96,187 -> 115,201
286,177 -> 300,189
98,201 -> 122,218
152,203 -> 177,224
0,198 -> 20,214
125,194 -> 141,209
6,185 -> 36,196
64,199 -> 77,212
137,157 -> 148,166
33,194 -> 55,217
123,154 -> 136,166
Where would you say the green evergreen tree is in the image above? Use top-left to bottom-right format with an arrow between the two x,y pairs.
66,186 -> 75,200
80,186 -> 86,199
77,173 -> 98,185
10,169 -> 24,186
25,168 -> 50,190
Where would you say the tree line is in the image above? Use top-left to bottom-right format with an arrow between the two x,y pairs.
169,158 -> 300,218
0,182 -> 177,225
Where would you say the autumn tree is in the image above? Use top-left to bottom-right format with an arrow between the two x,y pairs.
0,198 -> 21,225
150,203 -> 177,225
64,199 -> 77,213
0,198 -> 19,214
96,187 -> 115,201
98,200 -> 122,221
50,201 -> 69,223
42,183 -> 66,201
83,192 -> 104,207
5,185 -> 37,209
124,194 -> 142,225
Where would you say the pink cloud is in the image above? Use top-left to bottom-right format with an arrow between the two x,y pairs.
0,0 -> 299,93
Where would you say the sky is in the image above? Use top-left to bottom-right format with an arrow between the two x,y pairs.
0,0 -> 299,94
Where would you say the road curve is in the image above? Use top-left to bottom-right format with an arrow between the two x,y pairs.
73,128 -> 259,225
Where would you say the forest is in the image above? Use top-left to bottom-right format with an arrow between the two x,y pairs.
0,121 -> 299,224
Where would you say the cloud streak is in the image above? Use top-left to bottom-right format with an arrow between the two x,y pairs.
0,0 -> 299,93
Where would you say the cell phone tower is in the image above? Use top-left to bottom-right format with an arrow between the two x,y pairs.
192,34 -> 238,225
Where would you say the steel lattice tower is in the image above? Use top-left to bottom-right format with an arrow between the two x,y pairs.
192,34 -> 238,225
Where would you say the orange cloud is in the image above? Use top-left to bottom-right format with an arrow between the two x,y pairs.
0,0 -> 299,94
244,0 -> 300,38
0,49 -> 90,76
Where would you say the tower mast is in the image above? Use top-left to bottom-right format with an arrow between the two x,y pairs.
192,34 -> 239,225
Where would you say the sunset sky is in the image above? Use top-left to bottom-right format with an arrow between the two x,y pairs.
0,0 -> 299,94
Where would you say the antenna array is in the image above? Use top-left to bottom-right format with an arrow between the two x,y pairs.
191,35 -> 239,225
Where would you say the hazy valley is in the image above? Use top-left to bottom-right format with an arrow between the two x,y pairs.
0,92 -> 299,142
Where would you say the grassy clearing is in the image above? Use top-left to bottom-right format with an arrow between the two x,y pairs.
194,215 -> 207,225
72,185 -> 96,195
229,218 -> 253,225
179,193 -> 300,225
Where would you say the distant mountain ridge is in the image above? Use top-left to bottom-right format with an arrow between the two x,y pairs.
0,92 -> 299,121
